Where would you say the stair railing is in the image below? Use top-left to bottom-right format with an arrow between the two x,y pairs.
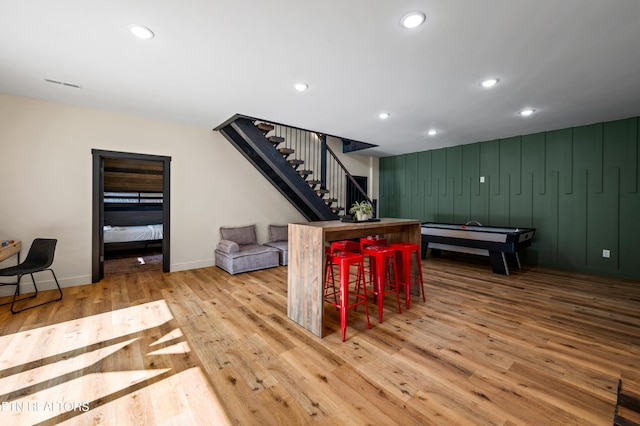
324,137 -> 373,206
262,122 -> 370,216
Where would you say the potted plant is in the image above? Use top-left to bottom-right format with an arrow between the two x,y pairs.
349,201 -> 373,221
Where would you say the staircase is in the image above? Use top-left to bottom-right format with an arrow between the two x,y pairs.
259,122 -> 347,217
216,115 -> 371,221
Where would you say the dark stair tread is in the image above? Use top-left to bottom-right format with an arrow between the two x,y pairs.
256,122 -> 274,133
268,136 -> 285,144
315,189 -> 330,195
288,159 -> 304,166
221,116 -> 338,222
307,179 -> 322,186
325,198 -> 338,203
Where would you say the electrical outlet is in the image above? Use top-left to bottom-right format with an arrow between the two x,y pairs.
480,176 -> 485,183
602,249 -> 610,258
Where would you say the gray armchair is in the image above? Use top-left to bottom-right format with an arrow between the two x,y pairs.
264,224 -> 289,266
215,225 -> 279,274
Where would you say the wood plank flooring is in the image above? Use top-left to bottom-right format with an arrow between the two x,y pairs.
0,254 -> 638,425
104,249 -> 162,276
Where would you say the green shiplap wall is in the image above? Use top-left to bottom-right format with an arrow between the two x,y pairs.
379,117 -> 640,280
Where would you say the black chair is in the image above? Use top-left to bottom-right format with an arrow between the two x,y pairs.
0,238 -> 63,313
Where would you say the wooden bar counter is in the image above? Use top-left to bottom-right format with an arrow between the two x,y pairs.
287,218 -> 421,337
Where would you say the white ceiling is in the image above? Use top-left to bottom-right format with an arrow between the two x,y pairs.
1,1 -> 639,156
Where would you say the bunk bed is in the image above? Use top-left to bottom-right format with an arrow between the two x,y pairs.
102,157 -> 165,254
103,192 -> 163,252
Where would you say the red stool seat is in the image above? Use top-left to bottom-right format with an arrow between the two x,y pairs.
390,242 -> 425,309
359,236 -> 387,252
361,245 -> 402,323
331,240 -> 360,254
324,252 -> 371,341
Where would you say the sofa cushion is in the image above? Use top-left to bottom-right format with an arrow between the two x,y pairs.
215,244 -> 279,274
264,241 -> 288,265
268,225 -> 288,242
220,225 -> 257,245
216,239 -> 239,253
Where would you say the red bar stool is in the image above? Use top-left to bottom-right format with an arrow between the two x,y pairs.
359,236 -> 387,252
361,245 -> 402,323
359,236 -> 387,286
390,242 -> 425,309
323,252 -> 371,341
331,240 -> 360,254
324,246 -> 337,305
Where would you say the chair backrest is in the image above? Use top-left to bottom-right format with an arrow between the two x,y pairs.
23,238 -> 57,269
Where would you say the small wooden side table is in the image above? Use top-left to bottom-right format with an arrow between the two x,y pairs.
0,240 -> 21,264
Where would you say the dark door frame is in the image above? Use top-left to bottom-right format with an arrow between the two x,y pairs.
91,149 -> 171,282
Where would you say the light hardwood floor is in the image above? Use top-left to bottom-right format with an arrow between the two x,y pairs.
0,254 -> 638,425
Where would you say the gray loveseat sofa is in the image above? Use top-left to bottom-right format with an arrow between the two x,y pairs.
264,224 -> 289,266
215,225 -> 279,275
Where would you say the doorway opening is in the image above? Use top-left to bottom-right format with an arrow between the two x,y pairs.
92,150 -> 171,282
102,186 -> 164,276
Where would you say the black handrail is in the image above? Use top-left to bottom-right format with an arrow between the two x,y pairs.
261,122 -> 370,216
324,140 -> 372,205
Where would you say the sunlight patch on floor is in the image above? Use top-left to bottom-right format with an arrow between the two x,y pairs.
0,300 -> 232,425
150,327 -> 183,346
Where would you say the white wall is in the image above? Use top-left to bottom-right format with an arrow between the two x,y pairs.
0,94 -> 381,295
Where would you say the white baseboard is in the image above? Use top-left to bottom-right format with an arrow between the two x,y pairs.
0,274 -> 91,298
0,261 -> 216,298
170,259 -> 215,272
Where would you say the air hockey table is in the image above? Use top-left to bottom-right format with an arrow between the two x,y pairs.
421,222 -> 536,275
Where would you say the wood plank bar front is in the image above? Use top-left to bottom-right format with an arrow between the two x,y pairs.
287,218 -> 420,337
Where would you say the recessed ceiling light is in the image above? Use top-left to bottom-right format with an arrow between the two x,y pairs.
128,24 -> 154,40
481,78 -> 499,88
519,108 -> 536,117
294,83 -> 308,92
379,112 -> 391,119
428,129 -> 438,136
400,12 -> 426,29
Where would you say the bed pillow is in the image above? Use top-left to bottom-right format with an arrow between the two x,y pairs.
220,225 -> 257,245
268,225 -> 288,242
